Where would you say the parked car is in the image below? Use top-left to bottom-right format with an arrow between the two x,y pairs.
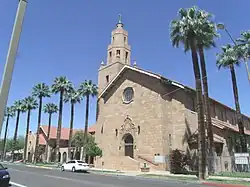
0,163 -> 10,187
61,160 -> 89,172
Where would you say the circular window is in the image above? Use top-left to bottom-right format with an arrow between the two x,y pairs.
123,87 -> 134,103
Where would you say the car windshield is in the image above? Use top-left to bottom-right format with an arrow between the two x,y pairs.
0,164 -> 5,170
76,161 -> 85,163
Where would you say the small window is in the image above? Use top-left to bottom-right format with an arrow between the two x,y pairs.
109,51 -> 112,58
116,50 -> 120,55
113,37 -> 115,43
124,37 -> 127,43
169,134 -> 172,146
106,75 -> 109,83
115,129 -> 118,136
101,125 -> 103,134
123,87 -> 134,103
138,126 -> 140,134
125,52 -> 128,62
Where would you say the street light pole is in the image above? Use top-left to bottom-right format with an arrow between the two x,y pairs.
0,0 -> 28,136
217,23 -> 250,82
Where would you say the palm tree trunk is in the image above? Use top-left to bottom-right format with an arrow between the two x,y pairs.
190,39 -> 206,180
68,102 -> 74,161
2,115 -> 9,161
82,94 -> 90,161
34,97 -> 43,163
244,60 -> 250,82
56,90 -> 64,163
24,109 -> 31,163
230,65 -> 247,152
45,113 -> 52,162
12,110 -> 20,162
198,46 -> 216,174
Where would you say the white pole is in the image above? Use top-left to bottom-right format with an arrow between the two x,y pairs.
0,0 -> 28,136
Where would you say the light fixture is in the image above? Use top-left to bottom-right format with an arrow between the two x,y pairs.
217,23 -> 225,30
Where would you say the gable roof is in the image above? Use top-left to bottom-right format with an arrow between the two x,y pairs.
98,65 -> 184,99
98,65 -> 250,120
40,125 -> 96,140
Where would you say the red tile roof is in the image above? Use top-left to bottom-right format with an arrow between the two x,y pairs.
39,133 -> 46,145
40,125 -> 96,141
88,124 -> 96,133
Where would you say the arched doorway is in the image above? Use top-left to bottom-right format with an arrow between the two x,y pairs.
124,134 -> 134,158
58,152 -> 61,162
75,152 -> 80,160
28,152 -> 32,162
70,152 -> 74,160
62,152 -> 67,163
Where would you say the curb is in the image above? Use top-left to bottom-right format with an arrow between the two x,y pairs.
26,165 -> 55,170
202,181 -> 249,187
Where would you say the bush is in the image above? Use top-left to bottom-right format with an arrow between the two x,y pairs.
170,149 -> 191,174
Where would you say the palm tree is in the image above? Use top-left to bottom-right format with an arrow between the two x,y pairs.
2,106 -> 15,161
236,31 -> 250,81
52,76 -> 73,162
64,88 -> 82,160
32,83 -> 50,163
43,103 -> 58,162
12,100 -> 25,162
78,80 -> 98,161
23,96 -> 38,163
170,6 -> 206,179
71,130 -> 85,159
195,10 -> 219,174
217,44 -> 247,152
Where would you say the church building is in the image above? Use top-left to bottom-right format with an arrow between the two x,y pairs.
94,17 -> 250,172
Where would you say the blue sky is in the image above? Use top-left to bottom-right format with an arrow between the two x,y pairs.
0,0 -> 250,138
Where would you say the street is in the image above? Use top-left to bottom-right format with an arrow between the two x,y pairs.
4,164 -> 208,187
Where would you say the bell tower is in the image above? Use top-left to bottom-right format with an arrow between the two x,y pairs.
98,15 -> 131,94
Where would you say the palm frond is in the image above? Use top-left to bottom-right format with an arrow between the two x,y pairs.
44,103 -> 58,114
78,80 -> 98,97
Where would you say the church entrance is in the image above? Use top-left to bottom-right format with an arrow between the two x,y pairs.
124,133 -> 134,158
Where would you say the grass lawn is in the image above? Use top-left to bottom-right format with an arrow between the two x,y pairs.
208,179 -> 250,186
212,172 -> 250,178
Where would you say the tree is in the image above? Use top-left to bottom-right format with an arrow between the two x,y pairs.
12,100 -> 25,162
23,96 -> 38,162
1,106 -> 15,161
43,103 -> 58,162
236,31 -> 250,81
64,87 -> 82,160
78,80 -> 98,160
71,130 -> 85,158
170,6 -> 206,179
32,83 -> 50,163
71,131 -> 102,159
84,135 -> 102,158
15,135 -> 25,151
52,76 -> 73,162
195,9 -> 219,174
217,44 -> 247,152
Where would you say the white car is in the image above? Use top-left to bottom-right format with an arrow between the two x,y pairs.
61,160 -> 90,172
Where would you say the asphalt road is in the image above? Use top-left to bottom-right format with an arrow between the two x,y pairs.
3,163 -> 211,187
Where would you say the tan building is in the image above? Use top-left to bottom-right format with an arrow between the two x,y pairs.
94,18 -> 250,172
26,125 -> 95,163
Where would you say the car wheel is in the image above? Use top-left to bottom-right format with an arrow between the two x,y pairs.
61,166 -> 64,172
72,167 -> 76,172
